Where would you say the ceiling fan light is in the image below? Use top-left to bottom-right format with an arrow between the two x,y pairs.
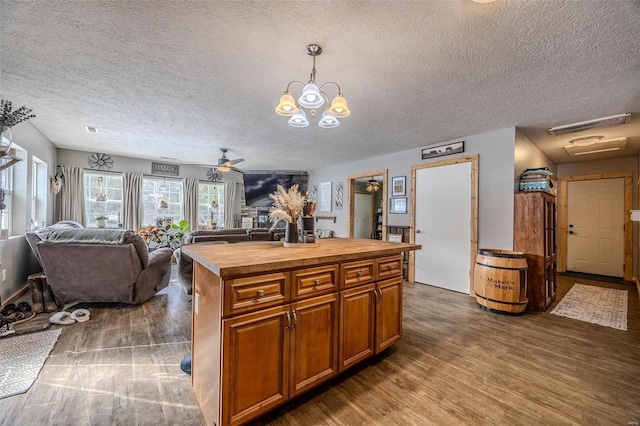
288,110 -> 309,128
217,165 -> 231,172
275,93 -> 299,116
569,135 -> 604,147
318,111 -> 340,128
328,95 -> 351,118
298,84 -> 324,108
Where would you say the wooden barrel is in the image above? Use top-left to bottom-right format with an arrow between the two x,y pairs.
474,249 -> 528,315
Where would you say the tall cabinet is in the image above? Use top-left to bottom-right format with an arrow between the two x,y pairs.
513,191 -> 557,311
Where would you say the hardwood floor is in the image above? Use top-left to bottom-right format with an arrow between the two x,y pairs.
1,272 -> 638,425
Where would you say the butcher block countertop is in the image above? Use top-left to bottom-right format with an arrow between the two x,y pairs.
182,238 -> 421,278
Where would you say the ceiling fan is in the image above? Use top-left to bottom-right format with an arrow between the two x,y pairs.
216,148 -> 244,171
202,148 -> 245,182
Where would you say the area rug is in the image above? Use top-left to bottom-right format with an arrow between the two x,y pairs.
551,284 -> 628,331
0,328 -> 63,399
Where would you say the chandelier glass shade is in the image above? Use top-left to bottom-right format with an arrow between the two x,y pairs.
275,93 -> 299,115
275,44 -> 351,128
288,109 -> 309,127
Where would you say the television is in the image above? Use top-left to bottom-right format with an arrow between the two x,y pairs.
243,173 -> 306,208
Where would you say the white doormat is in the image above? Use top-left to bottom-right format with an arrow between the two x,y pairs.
0,328 -> 62,399
551,283 -> 628,331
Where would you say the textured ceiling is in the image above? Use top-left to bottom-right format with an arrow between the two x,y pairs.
1,0 -> 639,170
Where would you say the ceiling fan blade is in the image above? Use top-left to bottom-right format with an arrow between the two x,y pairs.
229,158 -> 244,165
218,165 -> 244,173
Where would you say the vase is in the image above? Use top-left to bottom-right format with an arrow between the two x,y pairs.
0,126 -> 12,154
96,219 -> 106,228
284,222 -> 298,245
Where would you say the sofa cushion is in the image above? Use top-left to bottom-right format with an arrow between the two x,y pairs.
249,228 -> 273,241
47,228 -> 130,244
192,234 -> 251,243
185,229 -> 251,244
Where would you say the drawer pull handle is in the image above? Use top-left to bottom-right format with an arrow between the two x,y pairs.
357,271 -> 364,277
314,279 -> 322,286
387,265 -> 394,270
256,289 -> 265,297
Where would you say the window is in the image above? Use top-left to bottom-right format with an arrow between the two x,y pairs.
84,172 -> 123,227
31,160 -> 37,228
198,182 -> 225,228
0,157 -> 13,233
31,157 -> 48,230
142,177 -> 183,226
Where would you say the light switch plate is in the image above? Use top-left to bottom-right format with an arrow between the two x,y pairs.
194,292 -> 199,315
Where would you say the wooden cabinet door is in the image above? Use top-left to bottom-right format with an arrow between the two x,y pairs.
222,305 -> 290,426
544,259 -> 557,309
375,277 -> 403,353
289,293 -> 339,397
338,283 -> 376,372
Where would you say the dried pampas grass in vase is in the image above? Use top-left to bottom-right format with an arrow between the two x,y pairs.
268,184 -> 307,245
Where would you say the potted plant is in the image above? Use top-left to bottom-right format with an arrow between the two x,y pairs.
95,215 -> 108,228
268,184 -> 306,245
0,99 -> 36,154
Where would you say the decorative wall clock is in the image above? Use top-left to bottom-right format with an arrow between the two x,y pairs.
207,167 -> 222,182
88,153 -> 113,170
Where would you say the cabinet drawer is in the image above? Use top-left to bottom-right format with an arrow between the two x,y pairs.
377,255 -> 403,280
292,264 -> 338,300
224,272 -> 290,316
340,259 -> 375,289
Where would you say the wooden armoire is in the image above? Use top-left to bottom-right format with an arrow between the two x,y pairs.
513,191 -> 557,311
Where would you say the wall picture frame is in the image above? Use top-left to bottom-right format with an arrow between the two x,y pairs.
319,181 -> 332,212
391,176 -> 406,197
389,197 -> 407,214
421,140 -> 464,160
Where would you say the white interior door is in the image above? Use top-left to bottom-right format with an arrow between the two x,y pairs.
354,193 -> 372,239
567,178 -> 624,277
414,162 -> 472,294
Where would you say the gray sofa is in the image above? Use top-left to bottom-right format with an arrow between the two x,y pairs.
174,227 -> 283,295
34,228 -> 172,305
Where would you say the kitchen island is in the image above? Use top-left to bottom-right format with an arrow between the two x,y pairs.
183,238 -> 421,426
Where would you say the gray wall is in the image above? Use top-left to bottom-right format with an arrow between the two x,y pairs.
0,122 -> 57,303
57,149 -> 245,183
514,129 -> 557,192
57,148 -> 245,225
309,127 -> 517,251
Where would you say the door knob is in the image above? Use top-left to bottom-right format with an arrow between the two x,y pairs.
416,230 -> 421,233
569,231 -> 575,235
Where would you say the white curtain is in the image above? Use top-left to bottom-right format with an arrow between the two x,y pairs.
123,172 -> 143,231
57,166 -> 85,224
224,181 -> 237,229
184,178 -> 199,231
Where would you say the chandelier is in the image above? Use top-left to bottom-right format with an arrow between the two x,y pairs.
275,44 -> 351,128
366,179 -> 381,192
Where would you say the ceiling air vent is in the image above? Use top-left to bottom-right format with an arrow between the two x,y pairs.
84,125 -> 99,133
548,113 -> 630,136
